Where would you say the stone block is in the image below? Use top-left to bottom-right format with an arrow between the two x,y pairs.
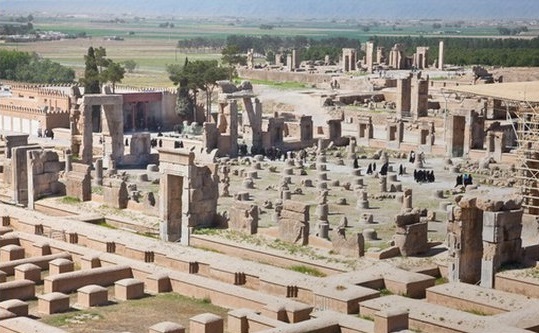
280,209 -> 309,222
0,280 -> 35,301
314,284 -> 378,314
0,244 -> 25,261
260,303 -> 287,322
49,258 -> 74,276
0,299 -> 28,317
37,292 -> 70,315
0,270 -> 5,283
374,308 -> 409,333
149,321 -> 185,333
145,273 -> 171,294
77,284 -> 108,308
482,210 -> 523,243
394,212 -> 420,228
190,313 -> 224,333
14,263 -> 41,283
283,200 -> 310,215
114,278 -> 145,301
394,222 -> 428,256
80,255 -> 101,269
227,309 -> 252,333
32,242 -> 51,256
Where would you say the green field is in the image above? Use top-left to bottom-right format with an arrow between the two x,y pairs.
0,15 -> 534,87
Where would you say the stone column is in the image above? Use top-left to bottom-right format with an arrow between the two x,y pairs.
402,188 -> 412,212
357,190 -> 369,209
65,154 -> 73,173
95,158 -> 103,186
379,176 -> 387,193
438,40 -> 444,70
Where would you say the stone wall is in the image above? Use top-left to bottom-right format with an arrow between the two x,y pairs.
27,149 -> 64,208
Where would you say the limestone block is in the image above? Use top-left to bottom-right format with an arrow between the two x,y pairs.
476,197 -> 504,212
260,303 -> 287,321
0,244 -> 25,261
49,258 -> 74,276
360,213 -> 374,224
315,284 -> 379,314
229,201 -> 259,234
482,210 -> 523,243
0,270 -> 6,283
14,263 -> 41,283
145,273 -> 171,294
227,309 -> 252,333
77,284 -> 108,308
279,209 -> 308,222
331,230 -> 364,257
80,254 -> 101,270
394,212 -> 420,229
363,229 -> 378,241
190,313 -> 223,333
394,222 -> 428,256
374,308 -> 409,333
0,299 -> 28,317
282,201 -> 310,215
32,242 -> 51,256
0,280 -> 35,301
114,278 -> 145,301
37,292 -> 70,315
149,321 -> 185,333
278,218 -> 309,245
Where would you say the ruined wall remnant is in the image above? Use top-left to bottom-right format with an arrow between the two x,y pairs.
228,201 -> 259,235
158,148 -> 219,244
447,194 -> 523,287
65,163 -> 92,202
278,200 -> 310,245
393,212 -> 428,256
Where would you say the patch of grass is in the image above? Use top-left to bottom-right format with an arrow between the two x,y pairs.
466,309 -> 489,316
91,186 -> 103,195
42,311 -> 103,327
191,245 -> 223,254
137,231 -> 159,239
435,277 -> 448,285
360,314 -> 374,321
289,265 -> 326,277
97,220 -> 117,229
60,196 -> 81,204
243,78 -> 308,90
192,228 -> 221,236
379,288 -> 393,296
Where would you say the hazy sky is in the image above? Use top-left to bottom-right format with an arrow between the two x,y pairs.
1,0 -> 539,20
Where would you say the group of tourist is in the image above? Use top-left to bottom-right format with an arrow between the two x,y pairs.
414,169 -> 435,183
455,173 -> 473,187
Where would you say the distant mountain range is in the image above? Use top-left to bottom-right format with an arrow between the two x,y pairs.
1,0 -> 539,20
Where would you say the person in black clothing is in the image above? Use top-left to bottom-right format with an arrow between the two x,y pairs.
455,174 -> 463,187
380,162 -> 389,176
399,164 -> 404,176
353,157 -> 359,169
367,163 -> 373,175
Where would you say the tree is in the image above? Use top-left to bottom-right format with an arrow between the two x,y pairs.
81,47 -> 100,94
101,62 -> 125,93
221,44 -> 247,80
167,59 -> 228,123
122,60 -> 137,73
94,46 -> 111,73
